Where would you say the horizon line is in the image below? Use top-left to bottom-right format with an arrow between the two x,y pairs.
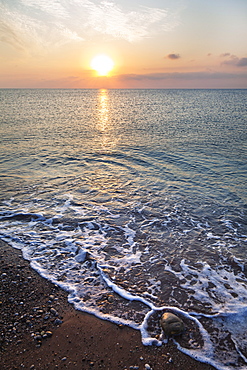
1,87 -> 247,90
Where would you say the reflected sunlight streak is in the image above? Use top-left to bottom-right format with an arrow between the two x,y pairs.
96,89 -> 118,151
98,89 -> 109,132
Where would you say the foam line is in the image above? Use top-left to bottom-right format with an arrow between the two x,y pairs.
231,337 -> 247,364
68,293 -> 141,330
98,264 -> 154,309
30,256 -> 142,330
97,264 -> 220,368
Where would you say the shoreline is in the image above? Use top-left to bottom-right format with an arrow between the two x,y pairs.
0,239 -> 216,370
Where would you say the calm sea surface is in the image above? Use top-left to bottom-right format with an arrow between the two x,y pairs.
0,89 -> 246,369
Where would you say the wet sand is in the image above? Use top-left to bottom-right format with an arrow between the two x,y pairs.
0,239 -> 216,370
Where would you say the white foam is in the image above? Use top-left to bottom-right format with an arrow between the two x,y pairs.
123,223 -> 136,246
162,259 -> 247,314
207,232 -> 220,239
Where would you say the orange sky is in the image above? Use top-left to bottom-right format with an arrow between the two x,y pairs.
1,0 -> 247,88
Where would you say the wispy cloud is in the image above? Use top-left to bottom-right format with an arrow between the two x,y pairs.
0,17 -> 25,51
82,2 -> 171,42
0,2 -> 84,54
0,0 -> 180,52
21,0 -> 69,19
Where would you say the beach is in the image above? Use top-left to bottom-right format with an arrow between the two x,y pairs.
1,88 -> 246,369
0,240 -> 216,370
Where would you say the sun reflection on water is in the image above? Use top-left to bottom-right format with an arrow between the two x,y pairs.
96,89 -> 118,151
97,89 -> 109,132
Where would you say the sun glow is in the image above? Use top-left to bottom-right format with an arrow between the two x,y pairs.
91,54 -> 114,76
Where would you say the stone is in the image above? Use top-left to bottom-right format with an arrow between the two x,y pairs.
34,335 -> 42,342
160,312 -> 184,336
54,318 -> 63,326
50,308 -> 58,316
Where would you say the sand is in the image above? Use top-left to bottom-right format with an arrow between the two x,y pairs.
0,239 -> 216,370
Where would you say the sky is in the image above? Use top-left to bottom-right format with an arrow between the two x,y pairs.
0,0 -> 247,88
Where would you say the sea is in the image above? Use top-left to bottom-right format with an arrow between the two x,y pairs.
0,89 -> 246,369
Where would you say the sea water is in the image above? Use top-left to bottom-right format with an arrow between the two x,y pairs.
0,89 -> 246,369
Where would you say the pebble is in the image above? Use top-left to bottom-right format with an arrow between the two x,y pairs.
54,318 -> 63,325
160,312 -> 184,336
144,365 -> 152,370
34,335 -> 42,341
33,307 -> 40,312
45,330 -> 53,338
26,320 -> 32,327
107,295 -> 114,303
50,308 -> 58,316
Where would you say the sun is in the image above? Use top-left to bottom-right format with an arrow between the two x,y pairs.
90,54 -> 114,76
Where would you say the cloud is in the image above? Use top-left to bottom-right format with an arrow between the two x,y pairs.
118,71 -> 247,82
0,0 -> 180,52
0,19 -> 25,51
166,53 -> 181,60
237,57 -> 247,67
0,2 -> 84,53
221,54 -> 247,67
21,0 -> 69,19
37,75 -> 85,88
82,2 -> 171,42
220,53 -> 231,58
